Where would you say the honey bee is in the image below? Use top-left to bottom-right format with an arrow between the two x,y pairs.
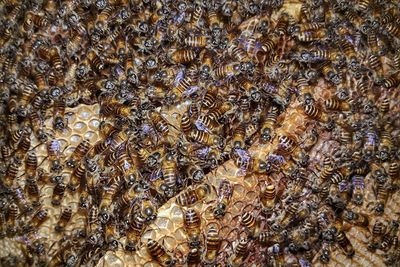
105,222 -> 119,250
51,182 -> 66,206
162,155 -> 177,193
146,239 -> 175,267
378,131 -> 393,161
260,106 -> 279,143
68,163 -> 85,192
375,183 -> 389,214
228,238 -> 249,267
341,210 -> 369,228
214,180 -> 233,219
6,203 -> 18,237
125,215 -> 146,251
186,5 -> 203,31
336,230 -> 355,257
203,226 -> 221,264
166,76 -> 192,105
184,208 -> 201,248
53,99 -> 67,131
25,176 -> 40,207
303,104 -> 330,123
186,164 -> 205,183
202,85 -> 218,110
214,62 -> 241,80
4,160 -> 21,187
380,221 -> 399,251
29,208 -> 49,229
99,179 -> 119,223
190,130 -> 224,148
183,36 -> 208,48
66,139 -> 92,169
369,220 -> 386,251
241,212 -> 260,238
260,184 -> 277,212
54,206 -> 73,232
176,184 -> 211,206
169,49 -> 197,64
149,111 -> 170,137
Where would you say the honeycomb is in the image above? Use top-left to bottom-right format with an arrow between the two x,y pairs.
1,0 -> 400,266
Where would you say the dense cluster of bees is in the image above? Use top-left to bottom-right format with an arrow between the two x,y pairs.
0,0 -> 400,266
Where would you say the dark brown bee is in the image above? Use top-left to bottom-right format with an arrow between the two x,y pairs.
51,182 -> 66,206
341,210 -> 369,228
336,230 -> 355,257
27,12 -> 48,28
29,208 -> 49,229
380,221 -> 399,251
325,97 -> 351,111
202,85 -> 218,110
4,161 -> 21,187
54,206 -> 73,232
66,139 -> 92,169
9,129 -> 24,147
203,226 -> 221,264
25,177 -> 40,206
146,239 -> 175,267
87,50 -> 104,71
228,238 -> 249,267
176,184 -> 210,206
6,203 -> 18,236
369,221 -> 386,251
187,247 -> 201,265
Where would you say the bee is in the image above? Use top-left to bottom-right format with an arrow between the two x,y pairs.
207,102 -> 233,124
336,230 -> 355,257
66,139 -> 92,169
169,49 -> 197,64
369,221 -> 386,251
183,36 -> 208,48
379,97 -> 390,114
378,73 -> 400,89
125,215 -> 146,251
208,10 -> 222,31
279,202 -> 300,229
149,111 -> 170,137
199,50 -> 214,80
27,12 -> 48,28
87,50 -> 104,71
99,179 -> 119,223
228,238 -> 249,267
25,177 -> 40,206
214,180 -> 233,219
4,161 -> 21,187
166,76 -> 192,105
29,208 -> 49,229
162,155 -> 177,192
241,212 -> 260,238
55,206 -> 73,232
190,130 -> 224,148
14,132 -> 31,160
325,97 -> 351,111
9,129 -> 24,147
203,226 -> 221,264
176,184 -> 211,206
186,164 -> 205,183
105,222 -> 119,250
68,163 -> 85,192
187,247 -> 201,265
341,210 -> 369,228
260,106 -> 279,143
53,99 -> 67,131
51,182 -> 66,206
375,183 -> 389,214
30,112 -> 48,143
180,112 -> 193,135
260,184 -> 276,212
140,198 -> 157,222
187,5 -> 203,31
319,242 -> 331,263
378,131 -> 393,161
6,203 -> 18,237
303,104 -> 330,123
184,208 -> 201,248
388,162 -> 399,181
384,22 -> 400,39
380,221 -> 399,251
214,62 -> 241,80
202,85 -> 218,110
146,239 -> 175,267
240,80 -> 261,102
